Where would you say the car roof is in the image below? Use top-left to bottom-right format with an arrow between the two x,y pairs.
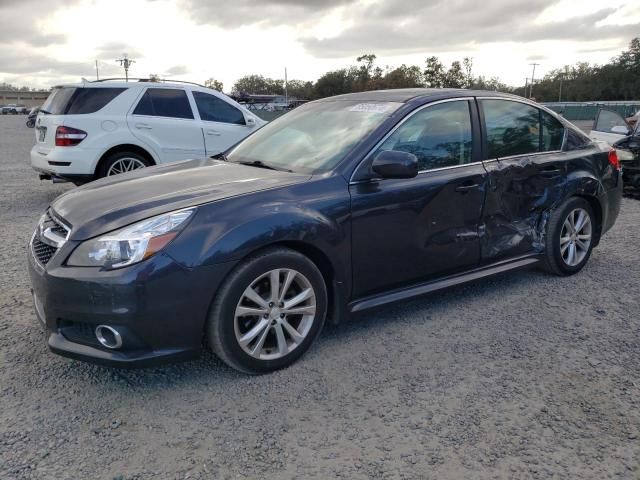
316,88 -> 522,104
51,81 -> 201,90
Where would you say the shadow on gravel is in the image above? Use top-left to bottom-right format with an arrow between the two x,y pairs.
51,265 -> 546,391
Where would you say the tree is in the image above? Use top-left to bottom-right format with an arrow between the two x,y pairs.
314,69 -> 356,98
232,75 -> 282,95
424,56 -> 446,88
204,78 -> 223,91
443,61 -> 466,88
285,80 -> 314,99
376,65 -> 424,89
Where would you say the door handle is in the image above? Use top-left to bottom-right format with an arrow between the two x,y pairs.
454,182 -> 480,193
135,123 -> 152,130
207,130 -> 221,136
540,166 -> 561,176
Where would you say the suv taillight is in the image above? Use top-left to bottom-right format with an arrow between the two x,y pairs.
608,149 -> 621,171
55,126 -> 87,147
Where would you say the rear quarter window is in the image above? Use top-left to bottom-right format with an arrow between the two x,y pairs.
66,88 -> 126,114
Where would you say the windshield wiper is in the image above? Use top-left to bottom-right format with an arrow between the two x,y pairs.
235,160 -> 292,172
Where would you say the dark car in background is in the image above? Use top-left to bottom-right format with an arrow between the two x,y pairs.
26,106 -> 40,128
27,89 -> 622,374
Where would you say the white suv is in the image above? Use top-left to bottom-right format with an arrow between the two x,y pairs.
31,80 -> 266,184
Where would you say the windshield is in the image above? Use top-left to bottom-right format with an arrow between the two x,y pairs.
227,100 -> 402,174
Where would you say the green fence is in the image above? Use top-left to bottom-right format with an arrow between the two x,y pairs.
543,102 -> 640,121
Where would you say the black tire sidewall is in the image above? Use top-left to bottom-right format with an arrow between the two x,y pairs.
98,151 -> 150,178
549,198 -> 595,275
209,249 -> 327,374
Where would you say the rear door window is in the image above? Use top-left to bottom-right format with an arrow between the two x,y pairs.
133,88 -> 194,119
193,91 -> 245,125
482,100 -> 540,158
481,100 -> 565,157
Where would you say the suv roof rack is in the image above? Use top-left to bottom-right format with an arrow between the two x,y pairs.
89,78 -> 210,89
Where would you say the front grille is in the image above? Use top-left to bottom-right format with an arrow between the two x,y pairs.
31,209 -> 70,267
32,236 -> 58,266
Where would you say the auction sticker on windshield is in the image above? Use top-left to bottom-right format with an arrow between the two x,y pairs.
347,103 -> 394,114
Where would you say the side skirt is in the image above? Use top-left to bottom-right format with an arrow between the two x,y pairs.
348,255 -> 541,313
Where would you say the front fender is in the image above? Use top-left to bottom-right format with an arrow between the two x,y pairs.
165,176 -> 352,287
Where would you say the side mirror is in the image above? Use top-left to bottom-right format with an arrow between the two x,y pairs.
371,150 -> 418,179
245,116 -> 256,127
611,125 -> 631,136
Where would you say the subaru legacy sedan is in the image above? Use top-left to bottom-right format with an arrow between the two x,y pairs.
28,89 -> 622,374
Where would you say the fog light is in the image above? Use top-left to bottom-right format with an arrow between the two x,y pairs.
95,325 -> 123,349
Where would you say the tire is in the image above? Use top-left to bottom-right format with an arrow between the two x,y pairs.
207,247 -> 328,374
97,151 -> 151,178
542,197 -> 596,276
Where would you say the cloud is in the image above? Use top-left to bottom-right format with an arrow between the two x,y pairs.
96,42 -> 144,61
178,0 -> 356,27
0,0 -> 71,46
164,65 -> 190,76
301,1 -> 640,57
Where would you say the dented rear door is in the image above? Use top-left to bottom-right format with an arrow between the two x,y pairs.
478,99 -> 567,263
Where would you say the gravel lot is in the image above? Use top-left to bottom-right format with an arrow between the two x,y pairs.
1,114 -> 639,480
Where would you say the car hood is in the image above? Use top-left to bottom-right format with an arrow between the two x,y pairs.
52,158 -> 310,240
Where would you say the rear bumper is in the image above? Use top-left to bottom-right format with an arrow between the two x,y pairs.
600,175 -> 623,236
31,144 -> 100,176
27,237 -> 236,368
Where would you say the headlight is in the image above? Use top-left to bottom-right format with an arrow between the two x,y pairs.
616,148 -> 635,162
67,208 -> 195,269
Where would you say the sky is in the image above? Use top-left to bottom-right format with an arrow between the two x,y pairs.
0,0 -> 638,92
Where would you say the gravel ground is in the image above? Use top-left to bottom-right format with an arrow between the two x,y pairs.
1,114 -> 639,480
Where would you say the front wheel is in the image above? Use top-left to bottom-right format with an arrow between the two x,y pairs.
542,197 -> 596,276
207,247 -> 328,374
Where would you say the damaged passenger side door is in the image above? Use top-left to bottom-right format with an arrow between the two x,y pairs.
479,99 -> 566,263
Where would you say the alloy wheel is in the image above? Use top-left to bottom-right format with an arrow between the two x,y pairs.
106,157 -> 147,176
559,207 -> 592,267
234,268 -> 316,361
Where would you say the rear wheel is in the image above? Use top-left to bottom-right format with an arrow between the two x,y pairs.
542,197 -> 596,276
207,247 -> 327,374
97,151 -> 151,178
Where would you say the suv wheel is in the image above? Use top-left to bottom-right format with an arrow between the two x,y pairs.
207,247 -> 327,374
543,197 -> 596,276
98,151 -> 151,178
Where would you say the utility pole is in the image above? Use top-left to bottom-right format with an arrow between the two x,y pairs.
284,67 -> 288,105
524,77 -> 529,97
558,74 -> 563,102
529,63 -> 539,99
95,60 -> 99,80
116,54 -> 135,82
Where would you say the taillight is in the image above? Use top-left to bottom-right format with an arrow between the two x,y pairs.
608,149 -> 621,171
55,126 -> 87,147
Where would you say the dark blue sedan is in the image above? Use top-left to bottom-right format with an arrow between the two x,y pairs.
28,88 -> 622,373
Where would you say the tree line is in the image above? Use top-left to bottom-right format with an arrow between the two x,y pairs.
211,37 -> 639,102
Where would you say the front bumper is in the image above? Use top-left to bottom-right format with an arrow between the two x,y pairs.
27,238 -> 235,368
